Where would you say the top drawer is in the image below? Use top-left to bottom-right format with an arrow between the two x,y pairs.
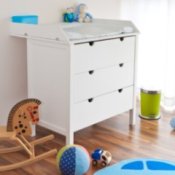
71,36 -> 135,74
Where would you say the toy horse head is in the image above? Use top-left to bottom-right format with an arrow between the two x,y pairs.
7,98 -> 41,136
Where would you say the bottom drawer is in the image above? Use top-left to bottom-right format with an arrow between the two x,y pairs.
72,86 -> 133,131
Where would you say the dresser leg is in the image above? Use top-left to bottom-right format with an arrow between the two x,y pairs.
66,132 -> 74,145
129,109 -> 136,126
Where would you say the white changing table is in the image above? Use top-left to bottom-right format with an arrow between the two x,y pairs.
10,19 -> 139,144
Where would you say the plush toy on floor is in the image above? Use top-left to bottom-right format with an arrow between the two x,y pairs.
94,158 -> 175,175
170,118 -> 175,129
56,145 -> 90,175
74,4 -> 93,23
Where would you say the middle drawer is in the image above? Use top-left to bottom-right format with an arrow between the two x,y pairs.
73,61 -> 134,102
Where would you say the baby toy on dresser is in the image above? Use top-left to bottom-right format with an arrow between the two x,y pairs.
63,7 -> 75,23
63,3 -> 93,23
74,3 -> 93,23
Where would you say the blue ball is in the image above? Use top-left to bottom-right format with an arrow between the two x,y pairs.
170,118 -> 175,129
57,145 -> 90,175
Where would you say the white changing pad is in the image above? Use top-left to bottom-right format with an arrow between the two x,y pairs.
62,19 -> 137,41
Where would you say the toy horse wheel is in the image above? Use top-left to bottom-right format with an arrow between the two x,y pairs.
102,161 -> 107,167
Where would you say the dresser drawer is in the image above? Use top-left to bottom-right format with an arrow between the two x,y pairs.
72,36 -> 135,73
72,86 -> 133,131
73,61 -> 134,102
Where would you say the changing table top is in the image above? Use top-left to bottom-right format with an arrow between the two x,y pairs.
61,19 -> 139,42
10,19 -> 139,44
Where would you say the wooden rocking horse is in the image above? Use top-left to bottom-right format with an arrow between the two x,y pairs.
0,98 -> 57,172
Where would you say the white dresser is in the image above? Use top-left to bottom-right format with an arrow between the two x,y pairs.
10,19 -> 139,144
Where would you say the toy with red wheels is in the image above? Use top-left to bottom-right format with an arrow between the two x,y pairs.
91,148 -> 112,167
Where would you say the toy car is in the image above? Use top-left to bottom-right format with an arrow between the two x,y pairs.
94,158 -> 175,175
91,148 -> 112,167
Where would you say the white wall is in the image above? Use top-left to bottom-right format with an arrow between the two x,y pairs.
80,0 -> 121,19
0,0 -> 120,124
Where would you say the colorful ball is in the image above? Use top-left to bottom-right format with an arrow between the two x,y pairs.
170,118 -> 175,129
56,145 -> 90,175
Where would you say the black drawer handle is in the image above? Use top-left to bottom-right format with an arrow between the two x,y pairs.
89,42 -> 94,46
119,63 -> 124,67
118,89 -> 123,93
89,70 -> 94,75
120,37 -> 124,42
88,98 -> 94,103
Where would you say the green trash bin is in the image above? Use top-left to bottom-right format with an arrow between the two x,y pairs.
140,89 -> 161,120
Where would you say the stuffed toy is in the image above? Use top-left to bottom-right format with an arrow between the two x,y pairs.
63,7 -> 75,23
74,4 -> 93,23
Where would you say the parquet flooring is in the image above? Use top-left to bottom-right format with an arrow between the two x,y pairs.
0,108 -> 175,175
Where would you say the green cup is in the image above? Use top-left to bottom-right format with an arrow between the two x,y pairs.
140,89 -> 161,120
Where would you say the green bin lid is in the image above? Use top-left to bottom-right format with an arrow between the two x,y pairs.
141,89 -> 161,94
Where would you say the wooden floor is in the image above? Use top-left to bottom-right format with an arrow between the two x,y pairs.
0,107 -> 175,175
